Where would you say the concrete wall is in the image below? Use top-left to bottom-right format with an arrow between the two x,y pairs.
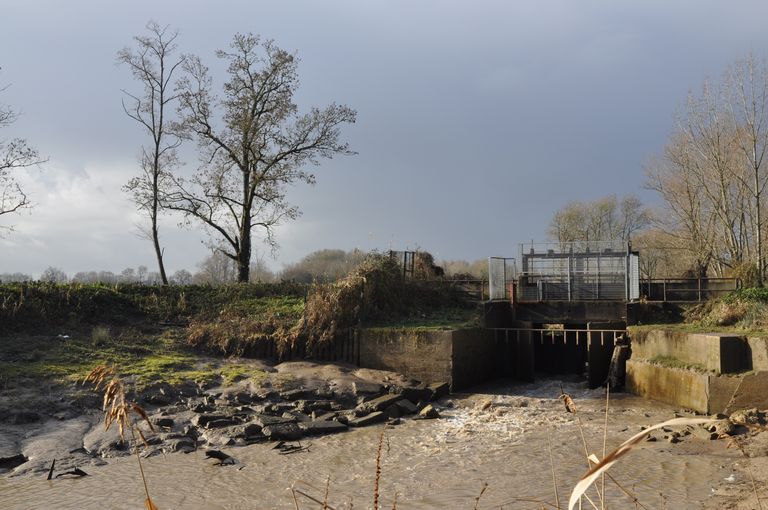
451,329 -> 497,389
626,360 -> 710,412
626,360 -> 741,414
747,337 -> 768,371
358,328 -> 498,391
630,330 -> 748,374
359,329 -> 453,386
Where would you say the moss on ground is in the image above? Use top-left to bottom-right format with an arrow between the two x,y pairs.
648,355 -> 709,373
0,327 -> 266,389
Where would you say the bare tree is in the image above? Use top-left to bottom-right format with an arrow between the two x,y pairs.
167,33 -> 356,282
118,22 -> 183,285
192,249 -> 238,285
726,54 -> 768,285
40,266 -> 68,283
170,268 -> 192,285
0,74 -> 44,233
548,195 -> 651,246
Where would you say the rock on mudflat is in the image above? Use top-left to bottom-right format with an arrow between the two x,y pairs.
357,394 -> 403,414
348,411 -> 387,427
262,423 -> 303,441
417,404 -> 440,419
297,421 -> 348,435
428,382 -> 450,399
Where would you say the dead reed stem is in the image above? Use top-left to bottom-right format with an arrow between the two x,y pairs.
560,386 -> 602,509
567,416 -> 713,510
473,482 -> 488,510
373,429 -> 385,510
84,365 -> 157,510
601,384 -> 609,510
547,430 -> 561,510
323,475 -> 331,510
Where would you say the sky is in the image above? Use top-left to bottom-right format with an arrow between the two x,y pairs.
2,0 -> 768,277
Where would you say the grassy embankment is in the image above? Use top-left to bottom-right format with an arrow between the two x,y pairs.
0,282 -> 306,388
631,287 -> 768,335
629,287 -> 768,373
0,256 -> 477,388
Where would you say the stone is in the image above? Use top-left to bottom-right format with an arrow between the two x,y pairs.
251,414 -> 295,428
234,392 -> 258,405
279,389 -> 312,401
394,399 -> 418,415
692,427 -> 718,441
418,404 -> 440,419
348,411 -> 387,427
262,423 -> 303,441
312,411 -> 339,422
282,411 -> 312,423
191,403 -> 215,413
297,400 -> 340,413
191,414 -> 228,428
428,382 -> 450,399
167,439 -> 196,453
729,408 -> 765,426
243,424 -> 263,437
706,419 -> 736,437
265,403 -> 297,414
0,454 -> 27,470
384,405 -> 402,419
298,421 -> 348,435
357,394 -> 403,414
401,385 -> 434,404
353,381 -> 384,397
154,417 -> 174,429
206,418 -> 239,429
11,412 -> 40,424
144,394 -> 171,406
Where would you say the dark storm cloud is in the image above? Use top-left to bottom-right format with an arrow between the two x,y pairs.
2,0 -> 768,275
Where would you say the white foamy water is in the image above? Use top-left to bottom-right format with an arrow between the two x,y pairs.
0,378 -> 736,509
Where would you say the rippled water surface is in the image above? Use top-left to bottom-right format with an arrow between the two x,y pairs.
0,379 -> 735,509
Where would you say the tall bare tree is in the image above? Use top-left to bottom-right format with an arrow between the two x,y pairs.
726,54 -> 768,285
167,33 -> 356,282
548,194 -> 651,246
0,75 -> 44,233
118,22 -> 183,285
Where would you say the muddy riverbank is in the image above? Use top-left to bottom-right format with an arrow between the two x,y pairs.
2,363 -> 766,509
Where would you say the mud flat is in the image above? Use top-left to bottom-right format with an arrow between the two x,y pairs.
2,370 -> 766,509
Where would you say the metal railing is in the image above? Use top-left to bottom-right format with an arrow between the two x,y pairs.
639,277 -> 739,302
487,327 -> 626,346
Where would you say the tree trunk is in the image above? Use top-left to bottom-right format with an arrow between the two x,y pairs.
237,216 -> 252,283
152,153 -> 168,285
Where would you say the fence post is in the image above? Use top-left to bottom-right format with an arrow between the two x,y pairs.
697,277 -> 702,302
663,279 -> 667,302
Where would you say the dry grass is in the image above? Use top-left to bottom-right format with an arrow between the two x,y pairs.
84,365 -> 158,510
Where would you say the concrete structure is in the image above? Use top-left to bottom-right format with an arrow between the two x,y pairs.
358,328 -> 500,390
630,330 -> 750,374
626,329 -> 768,414
626,361 -> 740,414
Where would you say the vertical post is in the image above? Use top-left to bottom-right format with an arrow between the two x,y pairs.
663,278 -> 667,302
568,250 -> 573,301
697,277 -> 702,302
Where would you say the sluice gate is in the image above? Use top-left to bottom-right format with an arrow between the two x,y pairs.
486,327 -> 625,388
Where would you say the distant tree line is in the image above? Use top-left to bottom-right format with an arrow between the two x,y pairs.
0,247 -> 493,285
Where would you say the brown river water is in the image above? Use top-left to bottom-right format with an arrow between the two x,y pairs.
0,378 -> 738,509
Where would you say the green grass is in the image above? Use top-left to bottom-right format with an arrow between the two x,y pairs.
648,355 -> 709,373
0,327 -> 267,389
